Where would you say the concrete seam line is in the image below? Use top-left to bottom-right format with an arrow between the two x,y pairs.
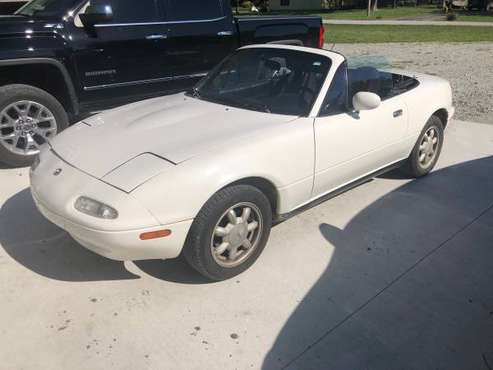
282,201 -> 493,369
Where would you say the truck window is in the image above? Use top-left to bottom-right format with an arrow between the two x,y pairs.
166,0 -> 223,21
15,0 -> 79,17
79,0 -> 160,24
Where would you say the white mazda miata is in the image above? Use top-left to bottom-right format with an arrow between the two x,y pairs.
30,45 -> 454,280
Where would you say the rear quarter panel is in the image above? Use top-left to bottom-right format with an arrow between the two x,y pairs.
400,72 -> 453,136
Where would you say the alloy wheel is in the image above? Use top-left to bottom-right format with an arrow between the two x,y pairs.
418,126 -> 440,169
210,202 -> 263,268
0,100 -> 57,156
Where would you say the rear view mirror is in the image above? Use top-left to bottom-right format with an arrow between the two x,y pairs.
79,4 -> 113,35
352,91 -> 381,112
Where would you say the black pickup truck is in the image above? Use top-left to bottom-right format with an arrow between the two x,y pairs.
0,0 -> 324,166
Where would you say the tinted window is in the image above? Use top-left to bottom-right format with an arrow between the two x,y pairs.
193,48 -> 331,116
91,0 -> 159,23
167,0 -> 223,21
319,62 -> 348,117
15,0 -> 79,17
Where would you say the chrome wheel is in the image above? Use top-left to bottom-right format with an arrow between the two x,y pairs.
418,126 -> 439,169
0,100 -> 57,156
211,202 -> 263,268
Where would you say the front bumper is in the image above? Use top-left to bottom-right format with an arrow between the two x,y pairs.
30,148 -> 192,261
32,191 -> 192,261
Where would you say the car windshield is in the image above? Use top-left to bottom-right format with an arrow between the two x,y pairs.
192,48 -> 332,116
15,0 -> 78,17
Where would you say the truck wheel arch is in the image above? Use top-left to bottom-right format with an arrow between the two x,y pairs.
0,58 -> 79,116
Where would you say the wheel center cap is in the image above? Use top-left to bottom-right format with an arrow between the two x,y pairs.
426,141 -> 434,154
228,223 -> 248,247
16,119 -> 34,133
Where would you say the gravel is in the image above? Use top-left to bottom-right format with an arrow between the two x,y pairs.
331,42 -> 493,124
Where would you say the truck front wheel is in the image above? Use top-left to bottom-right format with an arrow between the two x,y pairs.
0,84 -> 68,167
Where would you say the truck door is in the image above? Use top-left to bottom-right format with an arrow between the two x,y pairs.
71,0 -> 171,103
163,0 -> 236,83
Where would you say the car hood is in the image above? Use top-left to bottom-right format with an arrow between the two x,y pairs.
50,93 -> 296,181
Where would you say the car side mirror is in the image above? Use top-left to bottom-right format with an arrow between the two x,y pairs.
79,4 -> 113,35
352,91 -> 381,112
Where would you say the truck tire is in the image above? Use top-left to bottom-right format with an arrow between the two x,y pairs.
0,84 -> 68,167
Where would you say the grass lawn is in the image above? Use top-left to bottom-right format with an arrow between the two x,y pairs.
455,13 -> 493,21
319,5 -> 441,20
239,6 -> 493,22
325,24 -> 493,43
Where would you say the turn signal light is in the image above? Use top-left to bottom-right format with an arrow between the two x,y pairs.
139,229 -> 172,240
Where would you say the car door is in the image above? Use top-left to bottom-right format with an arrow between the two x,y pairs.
163,0 -> 236,83
71,0 -> 171,102
312,62 -> 408,198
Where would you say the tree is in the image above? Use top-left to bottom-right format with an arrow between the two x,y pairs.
372,0 -> 378,11
367,0 -> 378,16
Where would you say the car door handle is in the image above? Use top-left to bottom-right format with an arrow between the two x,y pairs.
393,109 -> 403,118
145,34 -> 167,40
217,31 -> 233,36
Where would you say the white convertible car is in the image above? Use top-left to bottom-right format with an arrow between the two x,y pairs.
30,45 -> 454,280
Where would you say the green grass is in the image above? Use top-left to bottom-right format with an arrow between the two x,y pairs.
239,5 -> 493,22
241,6 -> 439,19
455,13 -> 493,22
318,6 -> 493,22
318,5 -> 441,20
325,24 -> 493,43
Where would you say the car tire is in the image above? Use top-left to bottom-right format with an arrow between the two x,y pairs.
0,84 -> 68,168
183,185 -> 272,281
401,115 -> 444,178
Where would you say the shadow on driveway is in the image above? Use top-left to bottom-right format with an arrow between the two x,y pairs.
263,156 -> 493,370
0,188 -> 139,281
0,189 -> 216,283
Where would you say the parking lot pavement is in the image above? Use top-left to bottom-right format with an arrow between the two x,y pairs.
0,120 -> 492,370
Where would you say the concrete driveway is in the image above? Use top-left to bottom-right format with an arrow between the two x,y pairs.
0,120 -> 492,370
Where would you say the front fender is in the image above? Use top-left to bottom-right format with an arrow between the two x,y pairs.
0,56 -> 79,115
131,117 -> 316,224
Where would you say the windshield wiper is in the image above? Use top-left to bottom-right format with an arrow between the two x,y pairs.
240,101 -> 271,114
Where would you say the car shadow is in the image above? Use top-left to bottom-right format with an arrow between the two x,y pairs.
0,162 -> 16,170
0,188 -> 140,281
0,188 -> 213,283
262,156 -> 493,370
135,259 -> 211,285
377,167 -> 414,180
